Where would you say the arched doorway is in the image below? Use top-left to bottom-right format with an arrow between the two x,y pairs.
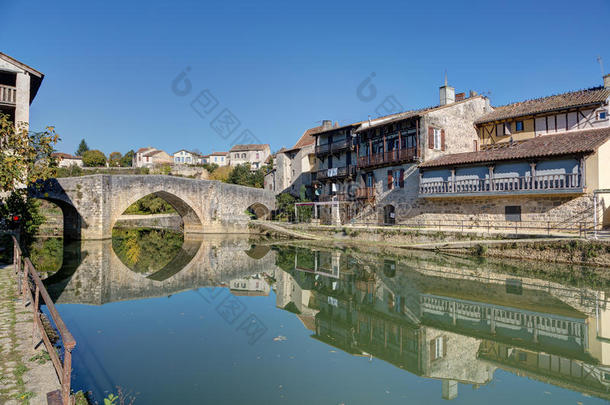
383,204 -> 396,225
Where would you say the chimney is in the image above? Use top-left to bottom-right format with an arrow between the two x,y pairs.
439,74 -> 455,106
322,120 -> 333,129
469,90 -> 478,97
604,74 -> 610,89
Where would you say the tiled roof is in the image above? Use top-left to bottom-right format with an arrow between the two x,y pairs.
475,86 -> 610,124
52,152 -> 80,159
173,149 -> 203,157
210,151 -> 228,156
229,144 -> 270,152
136,147 -> 155,153
355,96 -> 486,133
420,127 -> 610,169
143,149 -> 167,157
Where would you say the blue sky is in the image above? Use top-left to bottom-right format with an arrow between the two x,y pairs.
2,0 -> 609,156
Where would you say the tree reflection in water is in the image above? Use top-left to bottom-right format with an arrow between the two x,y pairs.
112,227 -> 184,275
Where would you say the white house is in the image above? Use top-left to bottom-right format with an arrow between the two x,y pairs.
52,152 -> 83,168
208,151 -> 229,166
173,149 -> 204,165
229,144 -> 271,170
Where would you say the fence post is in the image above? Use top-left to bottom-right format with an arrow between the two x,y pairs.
547,221 -> 550,236
62,349 -> 72,404
32,283 -> 39,346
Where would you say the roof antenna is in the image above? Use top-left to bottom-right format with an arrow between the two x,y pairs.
597,56 -> 605,76
444,69 -> 448,86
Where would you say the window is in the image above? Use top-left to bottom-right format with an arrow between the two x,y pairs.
256,152 -> 260,160
433,128 -> 441,150
242,153 -> 246,158
430,336 -> 446,361
515,121 -> 524,132
505,206 -> 521,222
598,110 -> 607,120
393,169 -> 401,188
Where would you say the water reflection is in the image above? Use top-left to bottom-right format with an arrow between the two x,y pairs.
275,247 -> 610,401
42,236 -> 610,402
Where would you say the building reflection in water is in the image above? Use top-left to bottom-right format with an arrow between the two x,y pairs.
272,246 -> 610,401
44,234 -> 610,401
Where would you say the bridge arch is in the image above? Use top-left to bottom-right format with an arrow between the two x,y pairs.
111,190 -> 204,234
246,202 -> 271,220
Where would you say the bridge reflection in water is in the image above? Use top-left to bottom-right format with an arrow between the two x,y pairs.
43,238 -> 610,402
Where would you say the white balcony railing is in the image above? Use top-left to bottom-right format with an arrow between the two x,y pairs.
420,173 -> 582,195
0,84 -> 17,105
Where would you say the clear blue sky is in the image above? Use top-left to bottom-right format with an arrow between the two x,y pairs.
2,0 -> 609,156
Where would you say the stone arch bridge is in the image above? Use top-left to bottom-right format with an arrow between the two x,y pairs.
30,175 -> 275,240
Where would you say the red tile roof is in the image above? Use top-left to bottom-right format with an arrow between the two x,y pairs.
476,86 -> 610,124
136,147 -> 155,153
420,127 -> 610,168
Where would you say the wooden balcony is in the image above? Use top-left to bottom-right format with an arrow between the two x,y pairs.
315,139 -> 352,156
316,165 -> 356,181
0,85 -> 17,106
419,173 -> 583,196
357,147 -> 417,169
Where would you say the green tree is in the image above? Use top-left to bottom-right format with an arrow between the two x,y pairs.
275,193 -> 296,221
0,114 -> 59,194
120,150 -> 134,167
202,163 -> 218,173
228,163 -> 252,186
82,149 -> 107,167
75,139 -> 89,156
108,151 -> 122,167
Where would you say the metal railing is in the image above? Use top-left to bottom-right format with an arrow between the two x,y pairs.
0,84 -> 17,105
12,235 -> 76,405
357,147 -> 417,168
420,173 -> 582,195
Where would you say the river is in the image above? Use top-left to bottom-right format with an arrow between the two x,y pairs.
30,228 -> 610,404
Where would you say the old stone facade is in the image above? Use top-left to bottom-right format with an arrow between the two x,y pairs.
0,52 -> 43,130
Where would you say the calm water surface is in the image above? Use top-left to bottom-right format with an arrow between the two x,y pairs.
36,229 -> 610,404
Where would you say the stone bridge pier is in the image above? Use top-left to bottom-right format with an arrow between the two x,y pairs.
30,175 -> 276,240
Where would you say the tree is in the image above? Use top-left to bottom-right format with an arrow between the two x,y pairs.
75,139 -> 89,156
0,113 -> 58,194
108,151 -> 122,167
228,163 -> 252,186
120,150 -> 134,167
0,113 -> 58,242
202,163 -> 218,173
82,149 -> 107,167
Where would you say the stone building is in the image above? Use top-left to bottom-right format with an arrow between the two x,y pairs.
229,144 -> 271,170
133,147 -> 173,168
417,78 -> 610,229
0,52 -> 44,130
265,121 -> 332,196
308,80 -> 489,224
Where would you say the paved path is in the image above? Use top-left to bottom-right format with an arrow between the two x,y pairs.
0,264 -> 61,405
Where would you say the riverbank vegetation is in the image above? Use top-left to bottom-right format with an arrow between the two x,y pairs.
111,228 -> 183,274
